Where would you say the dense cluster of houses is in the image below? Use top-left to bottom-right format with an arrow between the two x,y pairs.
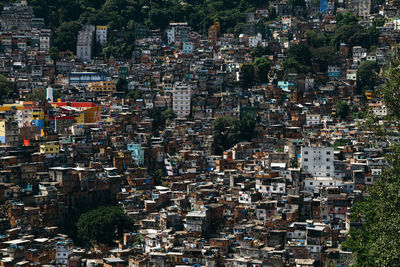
0,0 -> 396,266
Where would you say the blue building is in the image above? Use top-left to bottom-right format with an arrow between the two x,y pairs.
68,72 -> 107,87
183,42 -> 194,54
328,66 -> 341,79
127,143 -> 144,165
320,0 -> 328,12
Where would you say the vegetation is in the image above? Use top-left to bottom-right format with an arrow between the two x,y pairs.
0,75 -> 15,103
212,115 -> 256,155
380,55 -> 400,122
147,108 -> 176,134
115,77 -> 128,92
335,100 -> 350,120
28,0 -> 269,58
332,138 -> 350,148
254,57 -> 271,84
357,61 -> 380,93
343,54 -> 400,266
77,206 -> 133,246
241,64 -> 255,88
25,88 -> 61,102
282,43 -> 311,74
153,169 -> 164,186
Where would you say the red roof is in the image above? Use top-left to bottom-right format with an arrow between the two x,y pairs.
52,102 -> 96,108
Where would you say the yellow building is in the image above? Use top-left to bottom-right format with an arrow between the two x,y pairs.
40,142 -> 60,156
88,81 -> 115,93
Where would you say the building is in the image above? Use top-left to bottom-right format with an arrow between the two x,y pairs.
88,81 -> 115,93
40,142 -> 60,157
68,72 -> 107,87
56,240 -> 73,266
0,119 -> 19,146
77,25 -> 95,61
328,65 -> 340,79
172,82 -> 192,118
96,25 -> 108,46
127,143 -> 145,166
350,0 -> 371,18
184,210 -> 210,234
306,114 -> 321,126
300,147 -> 335,177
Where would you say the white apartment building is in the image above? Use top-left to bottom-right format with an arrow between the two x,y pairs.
96,25 -> 107,46
77,25 -> 95,61
39,34 -> 50,51
172,82 -> 192,118
306,114 -> 321,126
56,240 -> 73,266
301,147 -> 334,177
303,177 -> 343,193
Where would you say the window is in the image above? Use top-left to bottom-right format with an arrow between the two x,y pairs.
304,158 -> 308,162
304,151 -> 308,155
327,151 -> 331,155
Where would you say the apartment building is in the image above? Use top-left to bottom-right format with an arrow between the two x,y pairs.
301,147 -> 335,177
77,25 -> 95,61
172,82 -> 192,118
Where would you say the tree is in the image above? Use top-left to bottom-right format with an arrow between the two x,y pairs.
126,90 -> 143,100
49,47 -> 59,61
238,115 -> 256,142
212,115 -> 256,155
254,57 -> 271,84
251,45 -> 270,59
147,108 -> 176,133
343,145 -> 400,266
283,43 -> 311,74
0,74 -> 14,103
76,206 -> 133,246
335,100 -> 350,120
357,61 -> 380,93
161,108 -> 176,122
53,21 -> 82,52
212,116 -> 240,155
153,169 -> 164,186
310,46 -> 341,72
241,64 -> 255,88
343,56 -> 400,266
115,78 -> 128,92
332,138 -> 350,148
380,54 -> 400,122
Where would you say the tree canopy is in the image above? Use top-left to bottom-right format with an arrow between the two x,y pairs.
212,115 -> 256,155
343,54 -> 400,266
357,60 -> 380,93
76,206 -> 133,246
0,75 -> 15,103
254,57 -> 271,84
335,100 -> 350,120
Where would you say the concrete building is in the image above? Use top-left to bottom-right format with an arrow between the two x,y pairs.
56,240 -> 73,266
301,147 -> 335,177
172,82 -> 192,118
127,143 -> 145,166
96,25 -> 107,46
350,0 -> 371,18
77,25 -> 95,61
